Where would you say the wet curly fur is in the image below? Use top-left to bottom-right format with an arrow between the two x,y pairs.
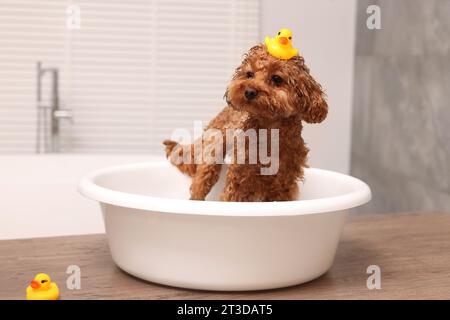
163,44 -> 328,201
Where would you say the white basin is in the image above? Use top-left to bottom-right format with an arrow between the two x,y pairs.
78,161 -> 371,291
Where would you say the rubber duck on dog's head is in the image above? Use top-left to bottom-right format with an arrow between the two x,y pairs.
265,28 -> 299,60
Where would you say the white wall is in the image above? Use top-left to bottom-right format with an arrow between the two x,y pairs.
261,0 -> 357,173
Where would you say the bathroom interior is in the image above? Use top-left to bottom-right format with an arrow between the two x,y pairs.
1,0 -> 449,299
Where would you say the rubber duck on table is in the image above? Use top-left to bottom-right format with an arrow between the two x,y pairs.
265,28 -> 299,60
26,273 -> 59,300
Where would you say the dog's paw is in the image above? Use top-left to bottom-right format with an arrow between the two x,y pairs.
189,181 -> 208,201
189,195 -> 205,201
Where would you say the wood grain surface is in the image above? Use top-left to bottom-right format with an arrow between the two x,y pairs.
1,212 -> 449,300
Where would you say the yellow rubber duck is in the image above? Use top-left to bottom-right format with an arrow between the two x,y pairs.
265,28 -> 299,60
26,273 -> 59,300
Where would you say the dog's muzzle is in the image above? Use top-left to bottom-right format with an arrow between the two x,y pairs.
244,88 -> 258,101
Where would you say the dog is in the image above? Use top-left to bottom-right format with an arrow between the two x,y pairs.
163,44 -> 328,202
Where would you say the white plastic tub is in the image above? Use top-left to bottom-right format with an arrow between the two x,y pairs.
78,161 -> 371,291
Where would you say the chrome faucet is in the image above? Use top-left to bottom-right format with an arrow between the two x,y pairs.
36,62 -> 73,153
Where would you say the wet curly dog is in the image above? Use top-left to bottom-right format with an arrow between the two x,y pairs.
163,44 -> 328,202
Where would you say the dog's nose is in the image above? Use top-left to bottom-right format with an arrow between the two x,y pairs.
244,88 -> 258,101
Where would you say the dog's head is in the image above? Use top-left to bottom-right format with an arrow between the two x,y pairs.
225,44 -> 328,123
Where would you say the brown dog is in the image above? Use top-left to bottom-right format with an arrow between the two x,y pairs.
164,44 -> 327,201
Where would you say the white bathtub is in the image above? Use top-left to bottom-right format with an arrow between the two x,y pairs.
0,155 -> 158,240
79,162 -> 371,290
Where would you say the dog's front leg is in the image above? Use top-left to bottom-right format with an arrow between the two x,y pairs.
190,164 -> 222,200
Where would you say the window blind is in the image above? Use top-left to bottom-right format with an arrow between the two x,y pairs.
0,0 -> 260,154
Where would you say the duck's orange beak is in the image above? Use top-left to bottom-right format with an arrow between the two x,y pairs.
30,280 -> 40,289
278,37 -> 288,45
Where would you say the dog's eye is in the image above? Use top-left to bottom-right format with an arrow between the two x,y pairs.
246,71 -> 254,79
271,75 -> 283,85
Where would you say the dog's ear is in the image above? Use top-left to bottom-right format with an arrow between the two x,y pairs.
293,57 -> 328,123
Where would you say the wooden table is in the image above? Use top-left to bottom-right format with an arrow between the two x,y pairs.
1,212 -> 450,300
